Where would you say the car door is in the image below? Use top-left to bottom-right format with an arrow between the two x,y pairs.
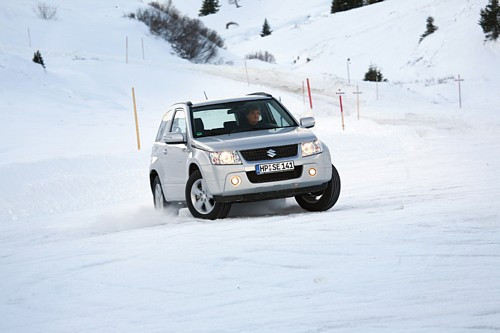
160,107 -> 190,200
152,109 -> 173,189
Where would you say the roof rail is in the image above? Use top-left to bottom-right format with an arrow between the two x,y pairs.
247,92 -> 273,98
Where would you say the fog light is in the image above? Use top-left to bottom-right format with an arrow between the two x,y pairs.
230,176 -> 241,186
308,167 -> 317,177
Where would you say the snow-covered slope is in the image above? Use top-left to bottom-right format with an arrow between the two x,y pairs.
191,0 -> 500,81
1,0 -> 500,332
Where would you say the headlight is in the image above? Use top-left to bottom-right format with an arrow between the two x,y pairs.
209,151 -> 242,165
301,140 -> 322,157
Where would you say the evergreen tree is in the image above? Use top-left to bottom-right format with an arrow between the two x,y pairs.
33,50 -> 45,69
419,16 -> 438,43
479,0 -> 500,41
331,0 -> 363,14
363,64 -> 386,82
260,18 -> 272,37
199,0 -> 220,16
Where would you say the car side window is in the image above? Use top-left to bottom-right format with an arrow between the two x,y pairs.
268,103 -> 284,126
170,109 -> 186,135
155,110 -> 174,142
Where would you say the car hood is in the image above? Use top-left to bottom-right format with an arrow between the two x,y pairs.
192,127 -> 317,152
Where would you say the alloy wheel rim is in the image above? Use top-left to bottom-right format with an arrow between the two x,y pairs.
155,183 -> 164,209
191,179 -> 215,214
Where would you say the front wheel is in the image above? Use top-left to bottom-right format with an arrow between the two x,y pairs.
295,164 -> 341,212
186,171 -> 231,220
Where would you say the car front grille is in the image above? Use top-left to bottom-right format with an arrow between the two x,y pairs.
239,144 -> 298,161
246,166 -> 303,184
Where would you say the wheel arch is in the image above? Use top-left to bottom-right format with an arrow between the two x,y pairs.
188,163 -> 201,176
150,169 -> 159,193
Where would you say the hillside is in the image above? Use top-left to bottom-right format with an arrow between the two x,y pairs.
180,0 -> 500,80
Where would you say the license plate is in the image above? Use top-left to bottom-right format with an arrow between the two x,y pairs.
256,161 -> 295,175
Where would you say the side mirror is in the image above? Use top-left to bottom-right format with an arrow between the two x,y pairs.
163,132 -> 186,144
299,117 -> 315,128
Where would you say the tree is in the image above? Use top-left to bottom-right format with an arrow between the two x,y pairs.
419,16 -> 438,43
199,0 -> 220,16
245,51 -> 276,63
363,64 -> 386,82
366,0 -> 384,4
331,0 -> 363,14
479,0 -> 500,41
33,50 -> 45,69
33,2 -> 58,20
260,18 -> 272,37
136,1 -> 225,63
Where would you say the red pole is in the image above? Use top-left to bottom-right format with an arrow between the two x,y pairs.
339,95 -> 345,131
336,89 -> 346,131
306,78 -> 313,110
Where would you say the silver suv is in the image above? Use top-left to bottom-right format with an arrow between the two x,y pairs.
149,93 -> 341,219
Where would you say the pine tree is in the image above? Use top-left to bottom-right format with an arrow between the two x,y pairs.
33,50 -> 45,69
419,16 -> 438,43
479,0 -> 500,41
331,0 -> 363,14
199,0 -> 220,17
363,64 -> 385,82
260,18 -> 272,37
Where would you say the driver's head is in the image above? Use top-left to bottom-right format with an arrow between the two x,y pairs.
245,104 -> 261,126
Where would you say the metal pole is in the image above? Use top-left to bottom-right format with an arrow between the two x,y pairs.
353,85 -> 362,120
302,81 -> 305,106
347,58 -> 351,85
455,74 -> 464,109
28,27 -> 32,48
245,61 -> 250,86
141,37 -> 145,61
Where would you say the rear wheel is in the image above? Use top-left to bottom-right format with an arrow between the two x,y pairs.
153,175 -> 168,209
295,164 -> 341,212
186,171 -> 231,220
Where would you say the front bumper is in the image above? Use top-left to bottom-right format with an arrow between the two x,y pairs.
200,150 -> 332,201
213,182 -> 329,203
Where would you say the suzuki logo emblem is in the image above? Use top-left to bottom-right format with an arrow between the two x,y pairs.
267,149 -> 277,158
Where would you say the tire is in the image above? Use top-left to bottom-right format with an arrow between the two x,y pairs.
153,175 -> 168,209
186,171 -> 231,220
295,164 -> 341,212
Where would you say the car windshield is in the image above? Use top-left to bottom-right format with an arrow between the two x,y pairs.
191,99 -> 297,138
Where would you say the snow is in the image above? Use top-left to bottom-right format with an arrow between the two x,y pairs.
1,0 -> 500,331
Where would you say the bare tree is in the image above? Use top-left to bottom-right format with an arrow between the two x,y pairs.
245,51 -> 276,64
33,2 -> 58,20
134,1 -> 224,63
228,0 -> 241,8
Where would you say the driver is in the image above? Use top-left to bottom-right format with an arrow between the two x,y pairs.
245,104 -> 261,126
